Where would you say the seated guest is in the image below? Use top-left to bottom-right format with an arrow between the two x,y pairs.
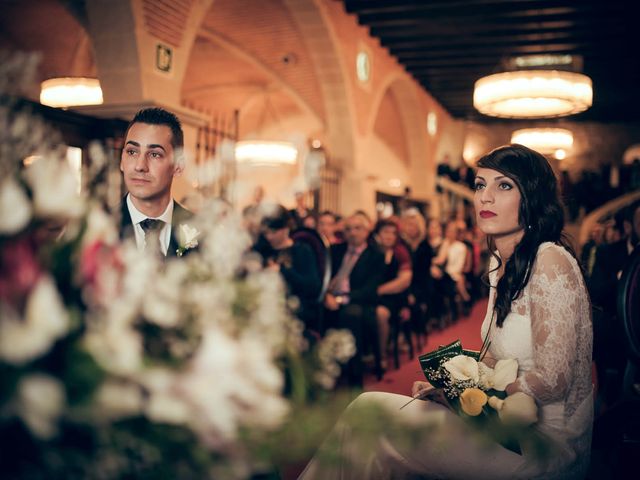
289,191 -> 313,229
373,219 -> 412,369
400,209 -> 434,343
317,210 -> 342,245
589,200 -> 640,405
261,206 -> 322,333
432,220 -> 471,320
580,222 -> 604,279
324,211 -> 385,386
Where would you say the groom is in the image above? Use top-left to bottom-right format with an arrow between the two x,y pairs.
119,107 -> 196,258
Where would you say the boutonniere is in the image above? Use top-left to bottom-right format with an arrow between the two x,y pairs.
176,224 -> 200,257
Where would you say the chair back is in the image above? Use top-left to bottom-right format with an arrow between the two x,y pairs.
618,246 -> 640,363
291,227 -> 332,302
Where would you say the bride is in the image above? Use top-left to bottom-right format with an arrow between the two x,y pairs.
298,144 -> 593,480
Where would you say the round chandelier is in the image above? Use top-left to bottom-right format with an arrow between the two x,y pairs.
511,128 -> 573,154
235,141 -> 298,166
40,77 -> 103,108
473,70 -> 592,118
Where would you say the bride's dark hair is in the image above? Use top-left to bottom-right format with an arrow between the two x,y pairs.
477,144 -> 575,327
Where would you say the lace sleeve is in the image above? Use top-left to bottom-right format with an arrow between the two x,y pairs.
513,246 -> 584,404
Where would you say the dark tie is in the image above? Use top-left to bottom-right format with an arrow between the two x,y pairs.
140,218 -> 165,257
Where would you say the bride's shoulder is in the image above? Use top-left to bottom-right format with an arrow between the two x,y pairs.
533,242 -> 578,279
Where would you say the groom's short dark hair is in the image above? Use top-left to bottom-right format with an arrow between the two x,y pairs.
126,108 -> 184,151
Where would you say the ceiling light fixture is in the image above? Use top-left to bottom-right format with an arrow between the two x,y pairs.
473,70 -> 592,118
235,141 -> 297,166
511,128 -> 573,154
234,89 -> 299,167
40,77 -> 103,108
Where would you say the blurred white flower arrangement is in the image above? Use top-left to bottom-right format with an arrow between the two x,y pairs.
0,53 -> 355,479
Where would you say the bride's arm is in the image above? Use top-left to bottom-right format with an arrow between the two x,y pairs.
505,247 -> 584,403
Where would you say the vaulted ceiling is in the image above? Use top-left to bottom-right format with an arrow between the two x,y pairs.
343,0 -> 640,122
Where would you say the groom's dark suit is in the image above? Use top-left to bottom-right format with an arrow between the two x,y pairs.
119,200 -> 195,259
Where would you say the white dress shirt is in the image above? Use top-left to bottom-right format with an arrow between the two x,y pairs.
126,194 -> 174,256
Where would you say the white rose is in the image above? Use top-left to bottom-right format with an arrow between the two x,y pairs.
478,359 -> 518,391
443,354 -> 479,383
491,359 -> 519,391
95,381 -> 143,419
82,205 -> 118,246
146,392 -> 191,426
26,156 -> 83,219
17,374 -> 66,439
0,275 -> 69,365
178,224 -> 200,250
0,177 -> 31,234
488,392 -> 538,426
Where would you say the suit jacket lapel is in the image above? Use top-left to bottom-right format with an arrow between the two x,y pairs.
119,200 -> 135,241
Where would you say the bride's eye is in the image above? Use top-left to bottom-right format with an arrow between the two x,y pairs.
498,182 -> 513,190
474,182 -> 485,191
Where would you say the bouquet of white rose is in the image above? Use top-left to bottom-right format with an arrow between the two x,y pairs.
414,340 -> 541,454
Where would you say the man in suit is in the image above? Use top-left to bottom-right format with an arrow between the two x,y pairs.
119,107 -> 195,258
590,200 -> 640,405
324,211 -> 385,386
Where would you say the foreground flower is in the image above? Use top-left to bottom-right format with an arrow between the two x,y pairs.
0,236 -> 42,306
0,177 -> 31,234
176,223 -> 200,256
25,156 -> 84,219
16,374 -> 66,439
0,275 -> 69,365
488,392 -> 538,426
443,354 -> 479,383
478,358 -> 518,391
459,387 -> 488,416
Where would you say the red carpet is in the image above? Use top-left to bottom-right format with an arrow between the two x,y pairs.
364,298 -> 488,396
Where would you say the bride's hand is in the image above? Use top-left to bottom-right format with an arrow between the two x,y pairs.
411,381 -> 432,398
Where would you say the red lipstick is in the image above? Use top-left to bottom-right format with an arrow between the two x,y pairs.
479,210 -> 497,218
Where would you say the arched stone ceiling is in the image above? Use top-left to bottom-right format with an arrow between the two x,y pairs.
183,0 -> 326,127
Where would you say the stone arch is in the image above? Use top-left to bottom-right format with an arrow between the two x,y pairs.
281,0 -> 356,170
368,73 -> 431,196
176,0 -> 355,169
192,28 -> 322,128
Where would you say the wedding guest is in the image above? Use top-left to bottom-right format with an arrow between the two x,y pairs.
431,219 -> 470,321
324,211 -> 385,386
299,144 -> 593,480
261,205 -> 322,333
289,191 -> 313,229
589,200 -> 640,405
580,222 -> 604,278
399,208 -> 433,344
425,218 -> 449,330
119,108 -> 195,258
317,210 -> 341,245
372,219 -> 412,370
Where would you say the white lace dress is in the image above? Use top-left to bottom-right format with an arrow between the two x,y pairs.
299,242 -> 593,480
